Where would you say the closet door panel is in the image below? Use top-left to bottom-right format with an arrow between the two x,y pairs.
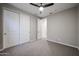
3,9 -> 19,48
30,16 -> 37,41
20,13 -> 30,44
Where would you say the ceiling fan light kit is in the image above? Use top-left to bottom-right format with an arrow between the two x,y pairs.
30,3 -> 54,14
39,6 -> 44,12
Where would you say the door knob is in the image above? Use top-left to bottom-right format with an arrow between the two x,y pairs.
4,33 -> 7,35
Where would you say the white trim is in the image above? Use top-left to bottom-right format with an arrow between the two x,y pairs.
0,39 -> 79,51
77,47 -> 79,50
0,48 -> 5,51
47,39 -> 78,49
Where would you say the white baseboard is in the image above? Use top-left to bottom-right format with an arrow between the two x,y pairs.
0,48 -> 4,51
47,39 -> 78,49
77,47 -> 79,50
0,39 -> 79,51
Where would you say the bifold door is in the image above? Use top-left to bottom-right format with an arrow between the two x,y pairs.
20,13 -> 30,44
3,9 -> 30,49
3,8 -> 38,49
37,18 -> 47,39
30,16 -> 37,41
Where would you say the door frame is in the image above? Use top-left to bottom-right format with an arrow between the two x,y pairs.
2,7 -> 20,49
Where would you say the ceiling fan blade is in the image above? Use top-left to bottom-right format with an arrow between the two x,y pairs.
30,3 -> 40,7
43,3 -> 54,7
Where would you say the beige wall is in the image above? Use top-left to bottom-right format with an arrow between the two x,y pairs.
47,7 -> 78,47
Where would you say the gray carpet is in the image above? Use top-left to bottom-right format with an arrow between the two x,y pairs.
0,40 -> 79,56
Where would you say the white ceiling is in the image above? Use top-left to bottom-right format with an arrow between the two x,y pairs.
9,3 -> 79,18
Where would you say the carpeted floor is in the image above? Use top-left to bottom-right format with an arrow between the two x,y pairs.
0,40 -> 79,56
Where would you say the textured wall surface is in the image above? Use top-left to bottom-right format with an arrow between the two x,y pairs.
47,7 -> 78,47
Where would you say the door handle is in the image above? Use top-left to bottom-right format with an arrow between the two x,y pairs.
4,33 -> 7,35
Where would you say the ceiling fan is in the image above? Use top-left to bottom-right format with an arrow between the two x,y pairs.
30,3 -> 54,14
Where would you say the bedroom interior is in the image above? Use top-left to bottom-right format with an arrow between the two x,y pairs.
0,3 -> 79,56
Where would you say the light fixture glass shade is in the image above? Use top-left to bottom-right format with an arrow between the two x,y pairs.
39,7 -> 44,12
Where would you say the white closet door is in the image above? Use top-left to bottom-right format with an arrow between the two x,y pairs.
30,16 -> 37,41
3,9 -> 19,48
20,13 -> 30,44
41,18 -> 47,39
37,18 -> 47,39
37,19 -> 42,39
